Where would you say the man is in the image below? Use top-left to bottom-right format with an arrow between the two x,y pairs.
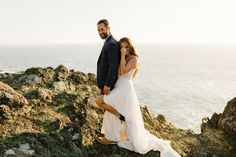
96,19 -> 120,94
95,19 -> 125,144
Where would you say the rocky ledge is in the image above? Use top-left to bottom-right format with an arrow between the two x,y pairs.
0,65 -> 235,157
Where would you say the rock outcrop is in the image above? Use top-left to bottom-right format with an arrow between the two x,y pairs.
0,81 -> 30,123
0,82 -> 29,108
218,98 -> 236,137
0,65 -> 235,157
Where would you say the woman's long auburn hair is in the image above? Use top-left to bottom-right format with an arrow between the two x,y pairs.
118,37 -> 140,79
118,37 -> 139,58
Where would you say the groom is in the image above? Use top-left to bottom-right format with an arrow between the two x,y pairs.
96,19 -> 120,94
96,19 -> 125,144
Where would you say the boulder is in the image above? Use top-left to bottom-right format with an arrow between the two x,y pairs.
55,65 -> 69,81
0,81 -> 28,107
218,97 -> 236,137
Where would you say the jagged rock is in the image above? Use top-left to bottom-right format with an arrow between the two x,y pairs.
88,73 -> 97,84
18,74 -> 42,86
0,105 -> 12,123
4,149 -> 16,157
0,91 -> 28,108
201,117 -> 211,132
218,97 -> 236,137
18,143 -> 35,156
68,82 -> 76,91
0,81 -> 28,107
41,67 -> 55,85
18,85 -> 31,93
55,65 -> 69,81
4,143 -> 35,157
0,81 -> 15,93
0,72 -> 3,79
70,71 -> 88,85
157,114 -> 167,123
53,81 -> 67,91
201,113 -> 222,132
77,84 -> 92,93
37,88 -> 53,101
210,112 -> 221,127
25,67 -> 44,75
0,66 -> 235,157
72,133 -> 80,140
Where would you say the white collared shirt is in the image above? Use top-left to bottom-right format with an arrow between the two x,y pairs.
104,34 -> 111,43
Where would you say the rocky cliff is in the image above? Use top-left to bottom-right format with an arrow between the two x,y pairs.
0,65 -> 235,157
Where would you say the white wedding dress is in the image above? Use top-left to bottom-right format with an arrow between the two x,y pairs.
101,69 -> 181,157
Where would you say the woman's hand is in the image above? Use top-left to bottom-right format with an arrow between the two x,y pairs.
121,47 -> 127,57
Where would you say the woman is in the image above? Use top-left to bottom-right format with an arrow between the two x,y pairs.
96,37 -> 181,157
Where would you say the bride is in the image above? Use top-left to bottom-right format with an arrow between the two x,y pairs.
96,37 -> 181,157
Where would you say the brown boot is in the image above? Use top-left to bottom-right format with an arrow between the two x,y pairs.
95,136 -> 117,145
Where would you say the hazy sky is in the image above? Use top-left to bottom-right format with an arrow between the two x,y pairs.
0,0 -> 236,45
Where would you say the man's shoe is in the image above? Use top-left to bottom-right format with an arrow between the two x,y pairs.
95,136 -> 117,145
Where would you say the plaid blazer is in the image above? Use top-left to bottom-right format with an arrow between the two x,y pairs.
97,35 -> 121,91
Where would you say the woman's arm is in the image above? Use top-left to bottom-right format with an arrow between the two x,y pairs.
119,56 -> 138,75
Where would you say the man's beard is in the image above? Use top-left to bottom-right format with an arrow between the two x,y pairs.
100,33 -> 108,39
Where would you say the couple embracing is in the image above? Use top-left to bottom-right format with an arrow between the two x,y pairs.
95,19 -> 180,157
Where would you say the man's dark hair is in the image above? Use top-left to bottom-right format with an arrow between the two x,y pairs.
97,19 -> 109,27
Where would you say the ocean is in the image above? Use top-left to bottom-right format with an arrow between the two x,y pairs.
0,44 -> 236,133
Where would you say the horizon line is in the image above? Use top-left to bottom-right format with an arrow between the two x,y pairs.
0,42 -> 236,47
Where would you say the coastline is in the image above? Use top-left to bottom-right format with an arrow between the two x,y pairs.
0,65 -> 235,157
1,44 -> 236,133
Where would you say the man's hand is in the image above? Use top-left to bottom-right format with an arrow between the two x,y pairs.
103,85 -> 111,95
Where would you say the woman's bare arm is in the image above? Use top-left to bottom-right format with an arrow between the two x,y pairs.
119,56 -> 138,75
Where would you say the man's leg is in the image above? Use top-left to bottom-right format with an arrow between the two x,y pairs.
96,95 -> 119,115
95,95 -> 119,144
96,95 -> 125,121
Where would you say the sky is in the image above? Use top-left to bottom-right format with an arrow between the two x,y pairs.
0,0 -> 236,45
